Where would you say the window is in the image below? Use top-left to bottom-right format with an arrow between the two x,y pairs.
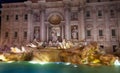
110,9 -> 115,17
100,45 -> 104,49
109,0 -> 113,1
5,32 -> 8,38
111,29 -> 116,36
86,11 -> 90,18
98,10 -> 102,17
86,0 -> 90,3
14,32 -> 18,38
99,30 -> 103,36
24,14 -> 28,20
6,15 -> 9,21
97,0 -> 101,2
24,31 -> 27,38
113,45 -> 117,52
15,15 -> 18,20
87,30 -> 91,36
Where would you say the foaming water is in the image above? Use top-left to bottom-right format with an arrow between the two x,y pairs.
114,59 -> 120,66
0,62 -> 120,73
29,61 -> 49,65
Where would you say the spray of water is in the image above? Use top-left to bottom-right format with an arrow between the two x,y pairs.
114,58 -> 120,66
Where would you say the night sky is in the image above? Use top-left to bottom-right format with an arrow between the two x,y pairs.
1,0 -> 27,3
0,0 -> 27,8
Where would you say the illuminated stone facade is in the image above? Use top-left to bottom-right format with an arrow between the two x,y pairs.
0,0 -> 120,53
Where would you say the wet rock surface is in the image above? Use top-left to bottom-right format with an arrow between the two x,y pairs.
0,42 -> 119,66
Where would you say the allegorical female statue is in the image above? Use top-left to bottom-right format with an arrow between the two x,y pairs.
51,29 -> 58,42
34,28 -> 40,40
72,26 -> 78,39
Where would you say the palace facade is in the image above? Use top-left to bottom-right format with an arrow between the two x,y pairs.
0,0 -> 120,53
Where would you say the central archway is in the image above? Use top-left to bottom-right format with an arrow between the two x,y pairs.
47,13 -> 63,42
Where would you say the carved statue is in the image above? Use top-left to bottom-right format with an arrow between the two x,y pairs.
72,26 -> 78,39
51,29 -> 58,42
34,28 -> 39,40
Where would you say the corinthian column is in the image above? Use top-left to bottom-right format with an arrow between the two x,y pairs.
64,2 -> 71,41
24,1 -> 34,42
39,2 -> 46,42
27,9 -> 34,42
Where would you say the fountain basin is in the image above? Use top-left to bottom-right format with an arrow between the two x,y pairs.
0,62 -> 120,73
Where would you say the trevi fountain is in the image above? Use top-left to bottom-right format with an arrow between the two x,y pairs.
0,0 -> 120,73
0,39 -> 120,73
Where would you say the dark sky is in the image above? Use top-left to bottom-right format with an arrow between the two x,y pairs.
1,0 -> 27,3
0,0 -> 27,8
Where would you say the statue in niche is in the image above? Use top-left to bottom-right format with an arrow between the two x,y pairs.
51,28 -> 58,42
49,26 -> 61,42
34,27 -> 40,40
71,25 -> 78,39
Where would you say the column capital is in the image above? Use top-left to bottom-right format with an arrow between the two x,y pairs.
78,5 -> 85,12
27,8 -> 33,14
63,0 -> 71,11
24,1 -> 33,14
38,3 -> 46,12
103,6 -> 109,13
24,1 -> 32,7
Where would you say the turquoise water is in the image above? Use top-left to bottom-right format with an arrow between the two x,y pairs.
0,62 -> 120,73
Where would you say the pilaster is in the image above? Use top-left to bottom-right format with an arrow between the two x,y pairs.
78,5 -> 85,41
104,6 -> 110,44
116,5 -> 120,47
92,7 -> 97,41
64,1 -> 71,40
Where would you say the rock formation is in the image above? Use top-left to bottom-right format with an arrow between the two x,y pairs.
0,42 -> 119,66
